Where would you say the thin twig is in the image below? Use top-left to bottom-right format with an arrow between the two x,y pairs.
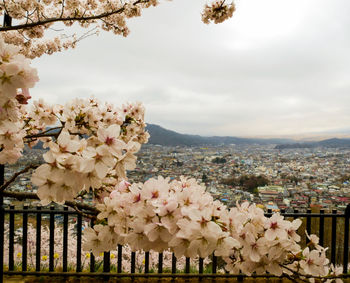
0,164 -> 39,193
24,126 -> 62,139
72,204 -> 97,220
25,132 -> 59,139
0,0 -> 146,31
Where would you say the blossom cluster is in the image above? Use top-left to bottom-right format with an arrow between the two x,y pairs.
29,98 -> 149,205
0,0 -> 160,58
0,36 -> 38,164
84,176 -> 342,281
0,36 -> 148,205
202,0 -> 236,24
1,0 -> 236,58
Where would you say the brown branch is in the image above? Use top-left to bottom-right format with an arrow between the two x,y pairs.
0,0 -> 147,31
1,190 -> 99,215
0,164 -> 39,193
24,126 -> 62,140
72,204 -> 96,220
279,263 -> 345,283
25,132 -> 59,139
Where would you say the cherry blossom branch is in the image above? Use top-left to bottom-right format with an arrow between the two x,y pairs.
279,264 -> 343,283
25,132 -> 59,140
25,126 -> 62,138
25,126 -> 63,140
0,164 -> 39,193
1,190 -> 99,216
72,204 -> 96,220
0,0 -> 148,31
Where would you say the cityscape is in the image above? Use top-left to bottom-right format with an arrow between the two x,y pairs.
6,143 -> 350,213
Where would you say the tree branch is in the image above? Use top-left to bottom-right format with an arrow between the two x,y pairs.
25,132 -> 59,139
0,0 -> 147,31
279,263 -> 344,283
1,190 -> 99,216
0,164 -> 39,193
72,204 -> 96,220
25,126 -> 63,140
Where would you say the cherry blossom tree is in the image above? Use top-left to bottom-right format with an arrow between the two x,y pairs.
0,1 -> 345,282
0,0 -> 235,58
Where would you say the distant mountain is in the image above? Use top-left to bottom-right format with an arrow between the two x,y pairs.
275,138 -> 350,149
146,124 -> 294,146
31,124 -> 348,148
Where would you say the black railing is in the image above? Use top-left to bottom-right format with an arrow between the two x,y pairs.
0,203 -> 349,281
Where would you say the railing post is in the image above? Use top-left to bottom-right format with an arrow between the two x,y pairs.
76,213 -> 82,272
22,205 -> 28,271
0,164 -> 4,283
306,208 -> 312,244
145,251 -> 150,273
343,204 -> 350,274
49,205 -> 55,272
331,209 -> 337,265
117,244 -> 122,273
62,207 -> 68,272
9,205 -> 14,271
0,13 -> 10,282
36,206 -> 41,272
130,251 -> 136,273
158,252 -> 163,273
171,253 -> 176,274
185,257 -> 190,273
319,209 -> 324,246
212,253 -> 217,274
89,218 -> 95,272
199,257 -> 204,274
103,252 -> 110,273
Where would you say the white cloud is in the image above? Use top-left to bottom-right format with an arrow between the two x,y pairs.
30,0 -> 350,137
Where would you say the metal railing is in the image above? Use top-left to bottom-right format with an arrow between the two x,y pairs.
0,203 -> 349,281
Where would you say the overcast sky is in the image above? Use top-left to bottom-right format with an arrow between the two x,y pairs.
31,0 -> 350,138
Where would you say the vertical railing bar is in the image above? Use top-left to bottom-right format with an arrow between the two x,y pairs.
212,253 -> 217,274
90,218 -> 95,272
9,205 -> 14,271
90,252 -> 95,272
158,252 -> 163,273
0,201 -> 3,283
76,213 -> 82,272
117,244 -> 122,273
103,251 -> 110,282
199,257 -> 204,274
306,209 -> 311,244
131,251 -> 136,273
145,251 -> 150,273
171,253 -> 176,274
293,209 -> 298,218
49,205 -> 55,272
343,204 -> 350,274
319,209 -> 324,247
103,251 -> 110,272
63,207 -> 68,272
185,257 -> 190,273
293,208 -> 299,247
35,205 -> 41,272
331,209 -> 337,265
22,205 -> 28,271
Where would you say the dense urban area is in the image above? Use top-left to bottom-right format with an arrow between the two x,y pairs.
5,144 -> 350,213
